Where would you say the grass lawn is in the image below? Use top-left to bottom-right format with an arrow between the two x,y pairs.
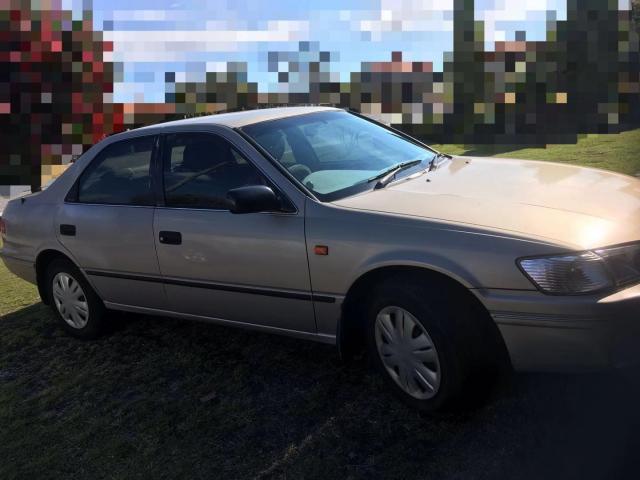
1,130 -> 640,479
432,127 -> 640,177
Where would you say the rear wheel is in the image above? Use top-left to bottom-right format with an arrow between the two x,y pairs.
366,275 -> 504,412
46,258 -> 106,339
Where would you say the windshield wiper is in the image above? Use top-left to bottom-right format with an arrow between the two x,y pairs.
369,159 -> 424,190
427,152 -> 452,172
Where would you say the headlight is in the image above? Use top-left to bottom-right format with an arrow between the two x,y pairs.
518,242 -> 640,295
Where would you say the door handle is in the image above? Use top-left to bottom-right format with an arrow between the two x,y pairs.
159,231 -> 182,245
60,224 -> 76,236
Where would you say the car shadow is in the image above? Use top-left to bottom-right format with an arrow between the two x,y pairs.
1,304 -> 639,479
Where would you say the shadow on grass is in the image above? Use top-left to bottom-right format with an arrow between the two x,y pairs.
1,304 -> 639,479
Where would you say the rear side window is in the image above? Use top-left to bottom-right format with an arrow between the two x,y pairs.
77,136 -> 155,205
162,133 -> 267,210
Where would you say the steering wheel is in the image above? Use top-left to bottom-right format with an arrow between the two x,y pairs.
287,164 -> 313,181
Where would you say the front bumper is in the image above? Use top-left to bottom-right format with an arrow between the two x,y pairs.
477,284 -> 640,372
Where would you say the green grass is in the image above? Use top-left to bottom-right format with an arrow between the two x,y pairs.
0,262 -> 39,317
432,128 -> 640,176
1,130 -> 640,479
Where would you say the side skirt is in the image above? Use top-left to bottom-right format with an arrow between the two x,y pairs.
103,301 -> 337,345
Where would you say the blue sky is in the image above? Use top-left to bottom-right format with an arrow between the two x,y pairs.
62,0 -> 568,103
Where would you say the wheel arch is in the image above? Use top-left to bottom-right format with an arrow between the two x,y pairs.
338,265 -> 510,369
35,249 -> 80,305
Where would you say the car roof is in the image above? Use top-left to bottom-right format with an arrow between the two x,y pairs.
137,105 -> 340,131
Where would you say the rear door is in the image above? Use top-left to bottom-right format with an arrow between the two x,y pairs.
153,130 -> 316,333
57,135 -> 166,310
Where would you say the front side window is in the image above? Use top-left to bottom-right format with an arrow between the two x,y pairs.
242,110 -> 437,201
77,136 -> 155,205
163,133 -> 267,209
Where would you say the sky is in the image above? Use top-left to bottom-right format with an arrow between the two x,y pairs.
61,0 -> 568,103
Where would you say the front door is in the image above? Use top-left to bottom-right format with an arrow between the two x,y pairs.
153,131 -> 315,333
56,135 -> 167,310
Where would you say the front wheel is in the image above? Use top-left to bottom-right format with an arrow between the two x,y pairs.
46,258 -> 107,339
373,305 -> 443,402
366,276 -> 500,412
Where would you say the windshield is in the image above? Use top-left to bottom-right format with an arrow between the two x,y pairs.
242,110 -> 437,201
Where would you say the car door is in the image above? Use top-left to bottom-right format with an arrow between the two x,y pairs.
153,130 -> 316,333
56,134 -> 167,310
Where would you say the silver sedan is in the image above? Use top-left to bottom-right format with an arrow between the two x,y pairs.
2,107 -> 639,411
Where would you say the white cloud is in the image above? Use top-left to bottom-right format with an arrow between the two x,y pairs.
105,21 -> 309,63
476,0 -> 567,45
355,0 -> 455,38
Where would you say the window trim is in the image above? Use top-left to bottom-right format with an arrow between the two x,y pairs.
65,134 -> 160,207
157,131 -> 297,214
152,134 -> 166,208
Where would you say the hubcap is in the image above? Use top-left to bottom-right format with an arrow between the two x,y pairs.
52,272 -> 89,329
375,306 -> 441,400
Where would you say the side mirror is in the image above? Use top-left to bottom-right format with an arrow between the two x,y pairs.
227,185 -> 282,214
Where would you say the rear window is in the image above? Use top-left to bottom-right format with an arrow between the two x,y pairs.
77,136 -> 155,206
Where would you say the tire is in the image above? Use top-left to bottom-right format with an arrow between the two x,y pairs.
45,258 -> 107,339
365,273 -> 503,412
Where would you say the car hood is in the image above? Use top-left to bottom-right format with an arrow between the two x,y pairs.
333,156 -> 640,250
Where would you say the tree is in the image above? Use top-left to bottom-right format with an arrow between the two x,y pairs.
451,0 -> 483,142
0,7 -> 122,192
